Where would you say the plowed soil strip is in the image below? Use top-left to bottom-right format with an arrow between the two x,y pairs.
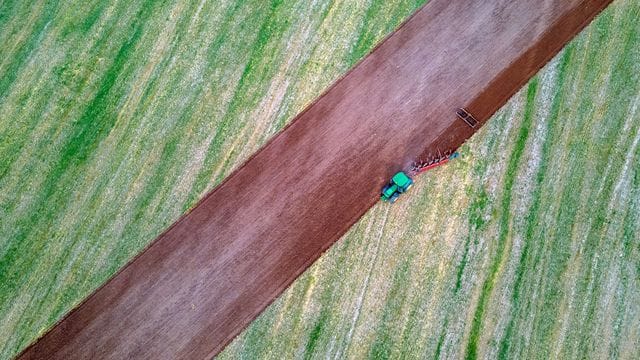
17,0 -> 612,358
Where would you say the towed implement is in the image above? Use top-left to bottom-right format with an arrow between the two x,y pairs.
380,108 -> 473,203
411,151 -> 459,174
380,151 -> 460,203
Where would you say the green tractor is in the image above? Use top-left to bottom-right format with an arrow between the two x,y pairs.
381,171 -> 414,203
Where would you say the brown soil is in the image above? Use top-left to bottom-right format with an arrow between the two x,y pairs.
17,0 -> 612,358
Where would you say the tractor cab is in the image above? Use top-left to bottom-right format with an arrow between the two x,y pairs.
381,172 -> 413,203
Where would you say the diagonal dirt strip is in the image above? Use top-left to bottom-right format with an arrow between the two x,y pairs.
17,0 -> 613,358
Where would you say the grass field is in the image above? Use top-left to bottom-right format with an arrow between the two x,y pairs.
0,0 -> 638,359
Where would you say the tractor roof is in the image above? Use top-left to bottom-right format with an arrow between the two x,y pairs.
392,172 -> 412,187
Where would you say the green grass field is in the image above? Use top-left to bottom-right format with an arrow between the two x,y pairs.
1,0 -> 638,359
